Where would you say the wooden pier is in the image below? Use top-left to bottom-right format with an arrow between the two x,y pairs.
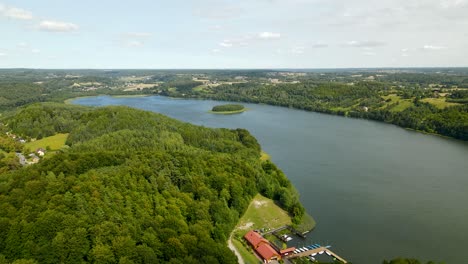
286,247 -> 347,263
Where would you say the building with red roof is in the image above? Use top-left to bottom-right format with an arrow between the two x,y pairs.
256,243 -> 281,263
243,230 -> 281,263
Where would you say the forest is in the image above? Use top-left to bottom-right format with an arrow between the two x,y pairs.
0,69 -> 463,263
0,103 -> 304,263
211,104 -> 245,113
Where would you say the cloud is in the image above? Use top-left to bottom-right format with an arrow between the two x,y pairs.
0,52 -> 6,57
31,48 -> 40,54
1,6 -> 33,20
38,20 -> 79,32
258,32 -> 281,39
346,40 -> 386,48
211,49 -> 221,53
423,45 -> 447,50
218,36 -> 250,48
209,25 -> 223,31
126,40 -> 144,47
440,0 -> 468,8
219,41 -> 233,48
312,43 -> 329,48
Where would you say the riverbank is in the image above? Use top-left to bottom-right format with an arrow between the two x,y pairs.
64,94 -> 150,104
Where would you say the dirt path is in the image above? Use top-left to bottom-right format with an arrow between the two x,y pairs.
228,235 -> 245,264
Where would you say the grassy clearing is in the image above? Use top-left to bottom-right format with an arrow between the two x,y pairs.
192,85 -> 209,92
25,133 -> 68,152
421,98 -> 461,109
236,194 -> 291,235
388,100 -> 413,112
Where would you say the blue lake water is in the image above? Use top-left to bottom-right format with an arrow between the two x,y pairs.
72,95 -> 468,264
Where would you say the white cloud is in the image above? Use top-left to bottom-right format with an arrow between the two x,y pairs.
209,25 -> 222,31
219,41 -> 233,48
258,32 -> 281,39
38,20 -> 79,32
440,0 -> 468,8
0,52 -> 6,56
312,43 -> 329,48
31,48 -> 40,54
423,45 -> 447,50
346,40 -> 386,48
127,40 -> 144,47
1,6 -> 33,20
211,49 -> 221,53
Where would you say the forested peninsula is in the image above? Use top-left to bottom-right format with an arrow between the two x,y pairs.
0,103 -> 305,263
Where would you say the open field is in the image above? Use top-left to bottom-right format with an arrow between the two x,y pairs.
421,97 -> 461,109
25,133 -> 68,151
123,83 -> 159,91
236,194 -> 292,235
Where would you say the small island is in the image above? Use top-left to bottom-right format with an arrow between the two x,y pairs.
210,104 -> 246,114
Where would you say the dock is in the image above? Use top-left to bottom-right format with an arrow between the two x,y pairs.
286,246 -> 347,263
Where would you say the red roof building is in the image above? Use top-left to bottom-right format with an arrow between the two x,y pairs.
257,243 -> 281,263
244,230 -> 269,249
243,230 -> 281,263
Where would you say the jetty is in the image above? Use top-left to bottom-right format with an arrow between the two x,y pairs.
286,246 -> 347,263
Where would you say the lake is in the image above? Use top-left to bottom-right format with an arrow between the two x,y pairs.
72,95 -> 468,264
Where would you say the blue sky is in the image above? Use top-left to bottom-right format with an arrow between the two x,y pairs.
1,0 -> 467,68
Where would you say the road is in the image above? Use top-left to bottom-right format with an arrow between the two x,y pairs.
228,235 -> 245,264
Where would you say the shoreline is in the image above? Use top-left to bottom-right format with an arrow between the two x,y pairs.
66,94 -> 466,143
64,94 -> 150,104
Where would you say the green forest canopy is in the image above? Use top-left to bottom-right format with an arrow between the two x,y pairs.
211,104 -> 245,112
0,103 -> 304,263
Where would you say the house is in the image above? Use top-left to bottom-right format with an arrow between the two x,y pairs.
36,148 -> 46,156
244,230 -> 281,263
244,230 -> 269,249
256,243 -> 281,263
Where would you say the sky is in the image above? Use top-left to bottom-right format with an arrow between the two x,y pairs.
0,0 -> 467,69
